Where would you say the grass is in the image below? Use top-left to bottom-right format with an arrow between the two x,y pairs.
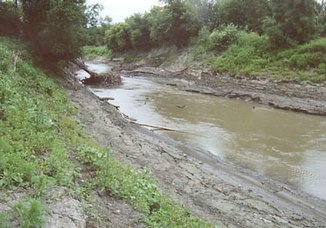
81,45 -> 112,59
0,37 -> 211,227
210,33 -> 326,82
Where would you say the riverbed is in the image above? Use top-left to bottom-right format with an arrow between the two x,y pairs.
78,61 -> 326,201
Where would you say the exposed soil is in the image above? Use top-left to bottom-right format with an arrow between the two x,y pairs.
118,65 -> 326,116
65,79 -> 326,227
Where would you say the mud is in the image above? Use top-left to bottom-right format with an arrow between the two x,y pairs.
66,82 -> 326,227
120,66 -> 326,116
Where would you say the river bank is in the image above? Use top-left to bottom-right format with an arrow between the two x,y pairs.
114,61 -> 326,116
67,63 -> 326,227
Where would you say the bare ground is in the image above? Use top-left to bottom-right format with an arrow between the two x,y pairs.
66,81 -> 326,227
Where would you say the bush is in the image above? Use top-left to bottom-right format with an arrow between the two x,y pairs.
211,35 -> 326,82
208,24 -> 240,51
211,31 -> 270,75
105,23 -> 131,52
81,46 -> 112,58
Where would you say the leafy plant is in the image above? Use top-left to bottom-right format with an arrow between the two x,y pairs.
14,199 -> 46,228
208,24 -> 240,51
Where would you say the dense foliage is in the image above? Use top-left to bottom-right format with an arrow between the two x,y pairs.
104,0 -> 324,52
0,0 -> 87,71
102,0 -> 325,82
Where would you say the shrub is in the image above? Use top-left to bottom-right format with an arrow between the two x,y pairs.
211,31 -> 270,75
81,46 -> 112,58
208,24 -> 240,51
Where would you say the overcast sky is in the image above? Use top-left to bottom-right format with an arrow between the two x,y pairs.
86,0 -> 163,23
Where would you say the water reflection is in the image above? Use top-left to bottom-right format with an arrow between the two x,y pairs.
90,75 -> 326,200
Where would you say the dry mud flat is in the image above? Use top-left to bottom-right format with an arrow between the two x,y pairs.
67,84 -> 326,227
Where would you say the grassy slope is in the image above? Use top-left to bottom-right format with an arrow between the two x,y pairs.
209,35 -> 326,82
0,37 -> 211,227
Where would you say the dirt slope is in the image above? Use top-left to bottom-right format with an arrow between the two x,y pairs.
66,84 -> 326,227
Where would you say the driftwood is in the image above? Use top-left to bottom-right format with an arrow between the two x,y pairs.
73,59 -> 122,86
131,122 -> 177,132
119,112 -> 178,132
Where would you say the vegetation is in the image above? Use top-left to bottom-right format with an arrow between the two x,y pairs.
0,37 -> 211,227
85,3 -> 112,46
81,46 -> 112,59
0,0 -> 87,71
101,0 -> 326,82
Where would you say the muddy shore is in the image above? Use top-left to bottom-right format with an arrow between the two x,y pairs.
117,64 -> 326,116
66,71 -> 326,227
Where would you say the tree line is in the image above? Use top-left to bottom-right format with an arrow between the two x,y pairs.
105,0 -> 326,52
1,0 -> 325,70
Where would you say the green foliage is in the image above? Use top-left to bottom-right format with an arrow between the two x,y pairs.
147,6 -> 172,47
105,23 -> 131,52
14,199 -> 46,228
126,14 -> 152,50
0,38 -> 76,191
207,24 -> 240,51
264,0 -> 317,49
316,1 -> 326,36
18,0 -> 87,70
95,159 -> 211,227
212,32 -> 269,75
215,0 -> 271,34
105,0 -> 201,52
81,46 -> 112,58
85,4 -> 112,46
27,0 -> 87,69
0,1 -> 20,37
211,33 -> 326,82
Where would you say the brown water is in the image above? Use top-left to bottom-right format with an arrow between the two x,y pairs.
78,63 -> 326,200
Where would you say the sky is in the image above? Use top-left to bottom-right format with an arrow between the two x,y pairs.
86,0 -> 163,23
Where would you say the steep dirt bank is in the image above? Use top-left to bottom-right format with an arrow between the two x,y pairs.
66,83 -> 326,227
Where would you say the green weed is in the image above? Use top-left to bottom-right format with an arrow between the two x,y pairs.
14,199 -> 46,228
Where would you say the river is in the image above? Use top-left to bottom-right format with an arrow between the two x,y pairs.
78,61 -> 326,201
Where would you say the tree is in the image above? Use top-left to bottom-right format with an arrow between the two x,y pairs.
164,0 -> 200,47
264,0 -> 317,48
0,1 -> 20,37
85,4 -> 112,46
21,0 -> 87,69
186,0 -> 217,30
105,23 -> 131,52
316,0 -> 326,36
86,3 -> 103,27
214,0 -> 271,34
147,6 -> 172,46
126,14 -> 151,50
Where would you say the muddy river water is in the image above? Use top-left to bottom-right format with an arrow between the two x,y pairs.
78,62 -> 326,201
